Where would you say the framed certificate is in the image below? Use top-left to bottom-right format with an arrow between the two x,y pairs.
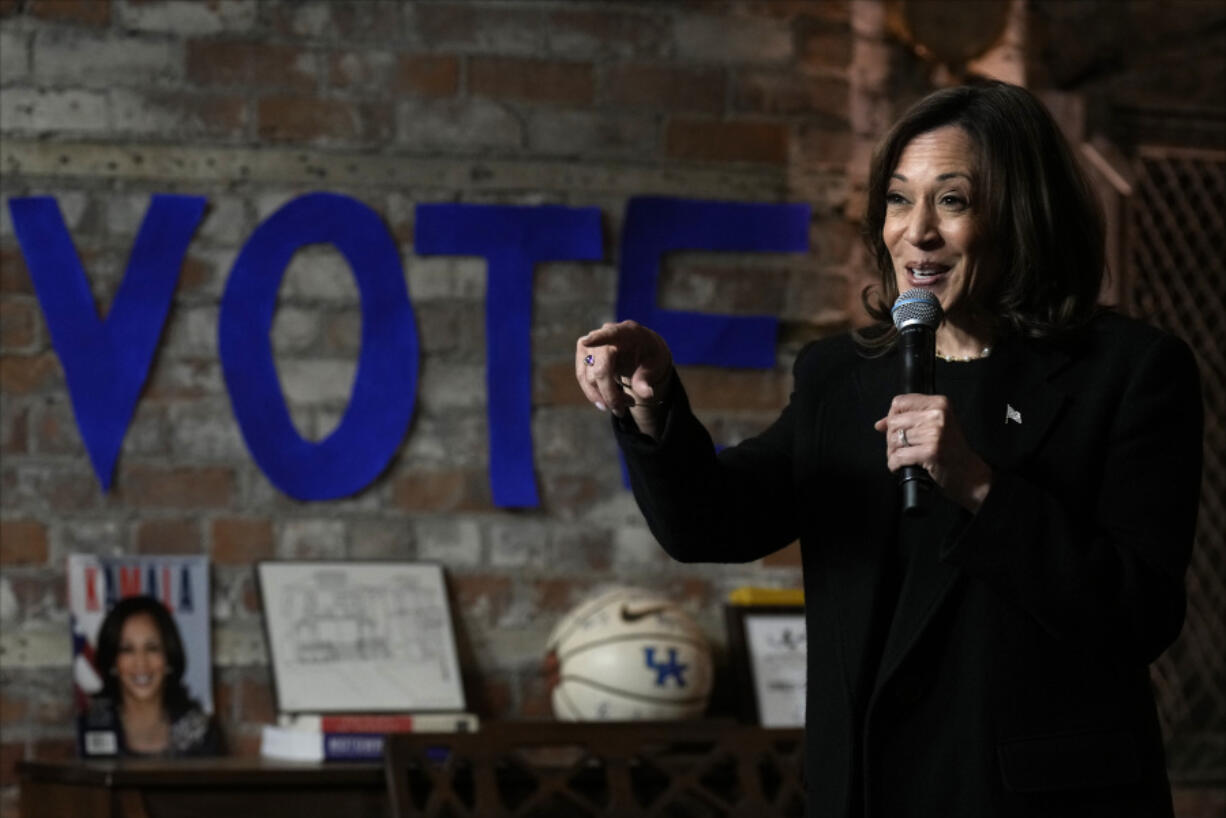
725,604 -> 806,727
256,561 -> 465,713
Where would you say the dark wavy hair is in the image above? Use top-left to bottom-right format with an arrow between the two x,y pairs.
94,595 -> 194,716
857,80 -> 1105,350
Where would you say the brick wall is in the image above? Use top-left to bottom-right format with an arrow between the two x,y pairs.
1,1 -> 1219,816
0,1 -> 863,805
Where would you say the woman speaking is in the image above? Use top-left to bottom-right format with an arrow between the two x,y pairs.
575,81 -> 1202,817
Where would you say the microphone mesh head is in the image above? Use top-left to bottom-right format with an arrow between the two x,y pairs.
891,288 -> 943,331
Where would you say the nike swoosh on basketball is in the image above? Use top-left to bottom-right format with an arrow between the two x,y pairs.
620,604 -> 670,623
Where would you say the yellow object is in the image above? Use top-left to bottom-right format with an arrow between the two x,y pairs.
727,587 -> 804,606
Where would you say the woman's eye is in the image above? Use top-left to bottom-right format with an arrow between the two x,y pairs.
885,192 -> 907,205
940,194 -> 968,208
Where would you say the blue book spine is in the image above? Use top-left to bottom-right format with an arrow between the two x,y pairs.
322,732 -> 386,761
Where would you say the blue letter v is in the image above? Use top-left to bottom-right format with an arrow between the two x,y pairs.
8,195 -> 207,490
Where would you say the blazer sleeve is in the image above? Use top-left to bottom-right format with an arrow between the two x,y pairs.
941,331 -> 1203,665
615,348 -> 817,564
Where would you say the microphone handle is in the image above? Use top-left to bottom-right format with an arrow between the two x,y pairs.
898,325 -> 935,516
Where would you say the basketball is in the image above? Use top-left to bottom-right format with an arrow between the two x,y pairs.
545,587 -> 713,721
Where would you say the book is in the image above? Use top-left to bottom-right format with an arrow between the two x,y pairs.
278,712 -> 479,734
260,712 -> 480,761
67,554 -> 212,757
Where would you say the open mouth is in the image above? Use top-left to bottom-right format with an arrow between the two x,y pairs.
907,263 -> 950,281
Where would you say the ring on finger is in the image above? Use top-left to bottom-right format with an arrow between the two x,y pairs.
898,428 -> 910,447
584,354 -> 594,366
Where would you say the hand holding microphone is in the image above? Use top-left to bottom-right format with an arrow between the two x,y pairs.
873,289 -> 994,514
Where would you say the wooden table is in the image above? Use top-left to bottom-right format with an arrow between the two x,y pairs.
17,756 -> 388,818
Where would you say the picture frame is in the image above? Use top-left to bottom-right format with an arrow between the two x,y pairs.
256,561 -> 465,713
724,604 -> 807,728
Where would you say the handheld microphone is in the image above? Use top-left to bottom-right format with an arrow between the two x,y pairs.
891,288 -> 943,516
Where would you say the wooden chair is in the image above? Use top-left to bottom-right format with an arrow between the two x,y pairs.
383,720 -> 804,818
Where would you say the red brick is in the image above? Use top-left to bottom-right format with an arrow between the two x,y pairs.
539,474 -> 604,520
532,578 -> 587,616
763,540 -> 803,567
187,42 -> 317,91
734,73 -> 849,118
28,0 -> 111,26
607,64 -> 725,114
328,51 -> 383,89
214,675 -> 236,723
1,403 -> 28,455
0,354 -> 61,395
519,670 -> 553,719
665,577 -> 718,610
676,366 -> 790,412
44,471 -> 100,512
659,260 -> 791,314
135,518 -> 202,554
797,17 -> 854,69
534,360 -> 590,407
0,690 -> 27,724
0,743 -> 21,790
212,518 -> 274,564
241,575 -> 261,614
0,520 -> 48,565
450,574 -> 513,627
239,676 -> 275,723
230,730 -> 262,758
356,101 -> 394,143
116,466 -> 234,509
742,0 -> 849,20
466,672 -> 513,719
796,122 -> 853,166
30,690 -> 74,727
470,57 -> 594,105
394,54 -> 459,98
391,469 -> 492,512
330,3 -> 401,41
0,248 -> 32,295
0,301 -> 37,350
412,3 -> 542,50
546,8 -> 669,57
666,119 -> 789,164
178,255 -> 212,293
257,96 -> 359,142
35,404 -> 82,455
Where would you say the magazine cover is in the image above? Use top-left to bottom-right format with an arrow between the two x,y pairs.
67,554 -> 212,757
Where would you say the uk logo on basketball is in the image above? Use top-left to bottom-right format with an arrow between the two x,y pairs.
643,646 -> 688,688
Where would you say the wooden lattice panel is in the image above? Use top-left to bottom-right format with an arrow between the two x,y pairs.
1127,146 -> 1226,784
384,722 -> 805,818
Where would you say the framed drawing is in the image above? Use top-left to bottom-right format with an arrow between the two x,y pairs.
256,561 -> 465,713
725,604 -> 806,727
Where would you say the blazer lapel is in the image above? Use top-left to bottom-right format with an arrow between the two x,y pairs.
985,338 -> 1072,472
869,337 -> 1073,696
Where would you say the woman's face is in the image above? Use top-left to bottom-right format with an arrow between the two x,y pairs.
883,125 -> 993,327
115,613 -> 167,706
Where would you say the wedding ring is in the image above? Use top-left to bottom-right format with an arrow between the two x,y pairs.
898,428 -> 910,447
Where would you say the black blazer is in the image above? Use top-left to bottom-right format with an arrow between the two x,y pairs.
617,312 -> 1202,818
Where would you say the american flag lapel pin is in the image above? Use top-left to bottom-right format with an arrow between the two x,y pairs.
1005,404 -> 1022,424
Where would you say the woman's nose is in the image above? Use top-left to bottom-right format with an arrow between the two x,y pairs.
905,201 -> 940,247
